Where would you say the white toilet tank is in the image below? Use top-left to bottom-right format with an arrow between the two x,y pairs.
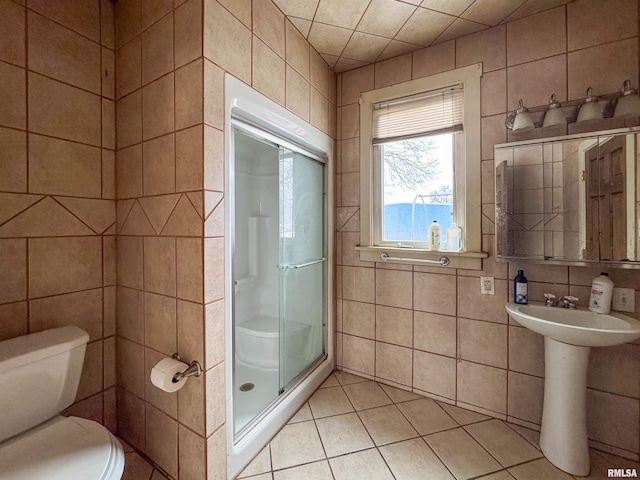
0,326 -> 89,443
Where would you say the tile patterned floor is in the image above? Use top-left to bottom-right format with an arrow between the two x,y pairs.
120,438 -> 169,480
237,371 -> 640,480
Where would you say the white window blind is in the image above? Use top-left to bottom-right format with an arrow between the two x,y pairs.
372,85 -> 464,144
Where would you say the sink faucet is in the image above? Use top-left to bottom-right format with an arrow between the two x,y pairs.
544,293 -> 557,306
560,295 -> 579,309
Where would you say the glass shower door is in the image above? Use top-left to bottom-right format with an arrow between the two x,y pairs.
278,147 -> 326,390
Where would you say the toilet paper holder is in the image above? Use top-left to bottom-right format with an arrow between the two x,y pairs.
171,353 -> 202,383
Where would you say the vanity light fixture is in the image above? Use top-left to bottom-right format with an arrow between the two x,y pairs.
614,80 -> 640,118
505,99 -> 534,132
542,94 -> 565,127
576,87 -> 603,122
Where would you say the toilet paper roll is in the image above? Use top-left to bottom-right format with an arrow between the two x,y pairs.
151,357 -> 189,393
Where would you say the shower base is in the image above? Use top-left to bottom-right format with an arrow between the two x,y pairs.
234,361 -> 279,433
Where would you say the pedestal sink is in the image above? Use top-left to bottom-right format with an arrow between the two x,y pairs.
506,302 -> 640,476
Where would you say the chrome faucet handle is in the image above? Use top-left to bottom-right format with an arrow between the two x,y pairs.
563,295 -> 579,309
544,293 -> 557,306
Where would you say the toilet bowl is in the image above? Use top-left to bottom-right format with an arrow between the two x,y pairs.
0,326 -> 124,479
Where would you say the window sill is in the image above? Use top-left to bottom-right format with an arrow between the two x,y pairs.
356,246 -> 488,270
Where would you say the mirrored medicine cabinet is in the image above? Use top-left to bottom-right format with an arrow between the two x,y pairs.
495,126 -> 640,268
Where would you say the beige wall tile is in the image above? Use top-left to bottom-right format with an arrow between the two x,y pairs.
0,239 -> 26,304
458,361 -> 507,414
0,302 -> 28,341
341,103 -> 359,139
146,405 -> 178,478
102,99 -> 116,150
29,135 -> 101,197
204,237 -> 224,303
0,0 -> 25,66
376,305 -> 412,347
101,0 -> 115,49
118,337 -> 146,398
507,54 -> 567,111
29,0 -> 100,42
176,125 -> 204,192
28,11 -> 101,94
456,25 -> 506,72
412,41 -> 455,80
253,37 -> 285,106
117,144 -> 143,198
507,371 -> 544,424
204,60 -> 224,129
342,266 -> 375,303
115,0 -> 141,49
144,237 -> 176,296
177,300 -> 204,364
29,72 -> 100,145
142,12 -> 174,84
175,0 -> 203,68
340,172 -> 359,207
414,311 -> 456,357
376,342 -> 412,386
205,362 -> 226,435
0,62 -> 26,129
507,7 -> 566,67
104,286 -> 116,337
587,389 -> 639,452
458,276 -> 508,323
343,300 -> 375,339
253,0 -> 285,57
206,426 -> 227,480
413,273 -> 456,316
567,38 -> 638,100
204,300 -> 224,369
509,325 -> 544,377
0,128 -> 26,192
144,293 -> 177,355
413,350 -> 456,399
343,334 -> 375,376
376,268 -> 412,309
176,60 -> 204,130
203,0 -> 251,83
310,50 -> 331,99
459,318 -> 507,368
179,425 -> 207,480
117,389 -> 146,452
177,237 -> 204,302
102,48 -> 115,99
117,286 -> 144,343
204,125 -> 223,192
117,91 -> 142,149
589,344 -> 640,398
117,236 -> 144,289
481,114 -> 507,160
116,36 -> 141,99
286,20 -> 309,79
481,69 -> 506,116
141,0 -> 172,30
29,237 -> 102,298
285,66 -> 310,121
374,54 -> 411,89
341,65 -> 374,106
568,0 -> 637,51
77,340 -> 103,400
143,133 -> 175,196
142,73 -> 174,141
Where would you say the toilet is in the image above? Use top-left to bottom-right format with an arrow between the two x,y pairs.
0,326 -> 124,479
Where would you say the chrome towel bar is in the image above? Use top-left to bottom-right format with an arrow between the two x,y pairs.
278,258 -> 327,269
380,252 -> 450,266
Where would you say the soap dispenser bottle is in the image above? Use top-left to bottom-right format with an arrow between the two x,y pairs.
514,270 -> 528,305
589,272 -> 614,314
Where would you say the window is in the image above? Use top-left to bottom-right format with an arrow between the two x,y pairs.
358,64 -> 486,268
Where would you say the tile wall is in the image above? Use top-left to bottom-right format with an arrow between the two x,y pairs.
0,0 -> 117,429
114,0 -> 336,478
335,0 -> 640,461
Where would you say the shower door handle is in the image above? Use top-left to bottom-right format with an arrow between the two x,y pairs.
278,257 -> 327,269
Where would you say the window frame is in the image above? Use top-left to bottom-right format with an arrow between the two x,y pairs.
358,63 -> 487,269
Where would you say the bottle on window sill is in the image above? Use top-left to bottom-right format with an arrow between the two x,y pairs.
428,220 -> 441,251
446,223 -> 462,252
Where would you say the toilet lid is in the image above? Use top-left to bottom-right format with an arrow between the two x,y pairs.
0,416 -> 124,480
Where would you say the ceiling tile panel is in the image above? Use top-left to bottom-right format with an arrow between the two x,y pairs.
307,22 -> 353,56
420,0 -> 475,16
314,0 -> 370,29
377,39 -> 423,61
334,57 -> 369,73
504,0 -> 572,23
461,0 -> 527,26
395,7 -> 456,46
272,0 -> 319,20
342,32 -> 391,62
434,17 -> 487,43
289,16 -> 312,37
356,0 -> 417,38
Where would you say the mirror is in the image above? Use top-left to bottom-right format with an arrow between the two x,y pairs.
495,127 -> 639,266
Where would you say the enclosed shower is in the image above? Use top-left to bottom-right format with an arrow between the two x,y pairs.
225,76 -> 334,478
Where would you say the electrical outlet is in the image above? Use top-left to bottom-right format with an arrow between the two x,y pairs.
480,276 -> 495,295
612,287 -> 635,312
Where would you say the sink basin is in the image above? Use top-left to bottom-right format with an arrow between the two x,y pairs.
506,302 -> 640,347
506,301 -> 640,476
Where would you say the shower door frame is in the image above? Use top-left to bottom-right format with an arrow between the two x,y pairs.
224,74 -> 335,479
